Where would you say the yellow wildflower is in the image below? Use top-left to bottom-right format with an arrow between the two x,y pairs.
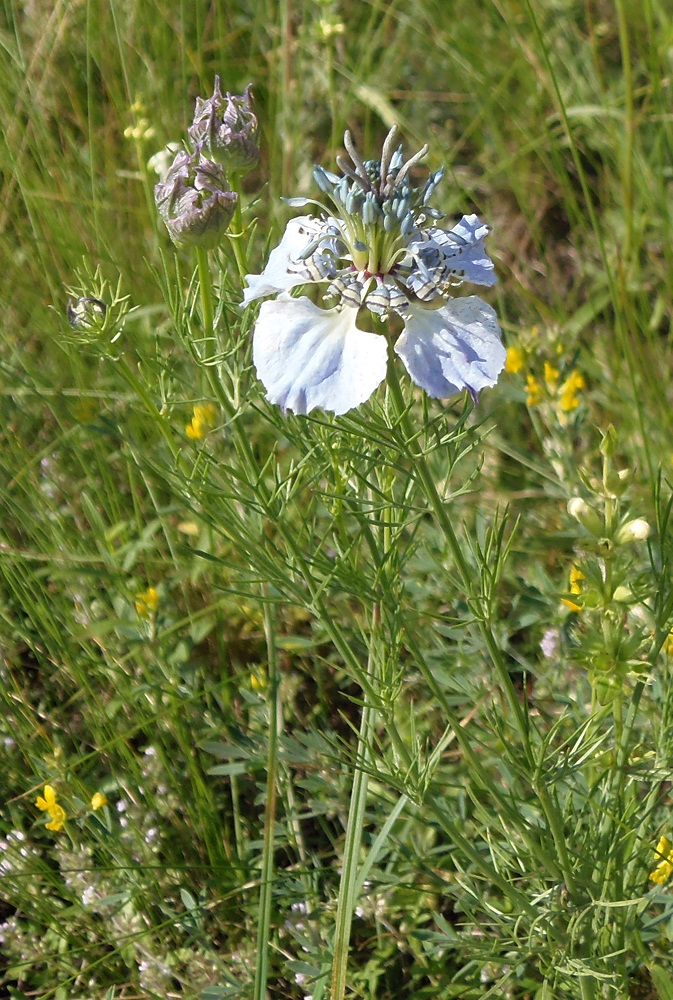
525,374 -> 542,406
123,103 -> 156,143
36,784 -> 58,812
558,370 -> 585,412
561,565 -> 585,612
505,346 -> 524,374
91,792 -> 108,811
45,807 -> 66,832
135,586 -> 159,618
177,521 -> 200,536
651,836 -> 673,885
250,669 -> 267,692
185,403 -> 218,441
543,361 -> 560,385
569,566 -> 585,595
36,785 -> 67,832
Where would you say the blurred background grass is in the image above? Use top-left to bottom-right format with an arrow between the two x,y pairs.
3,0 -> 673,997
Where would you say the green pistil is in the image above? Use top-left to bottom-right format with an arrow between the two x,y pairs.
379,230 -> 407,274
341,211 -> 409,276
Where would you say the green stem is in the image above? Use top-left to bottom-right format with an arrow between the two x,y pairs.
229,772 -> 245,860
195,247 -> 215,357
330,604 -> 378,1000
253,594 -> 279,1000
228,173 -> 249,283
615,0 -> 634,263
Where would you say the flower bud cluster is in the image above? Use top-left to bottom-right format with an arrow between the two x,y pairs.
154,76 -> 259,250
566,497 -> 650,550
561,428 -> 653,698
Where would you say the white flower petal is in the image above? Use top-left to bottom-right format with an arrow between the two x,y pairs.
253,296 -> 388,415
394,296 -> 505,399
243,216 -> 321,303
411,214 -> 497,287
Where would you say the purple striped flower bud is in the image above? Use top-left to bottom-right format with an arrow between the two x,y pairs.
154,148 -> 237,249
188,77 -> 260,174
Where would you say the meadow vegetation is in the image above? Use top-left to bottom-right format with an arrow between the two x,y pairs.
2,1 -> 673,997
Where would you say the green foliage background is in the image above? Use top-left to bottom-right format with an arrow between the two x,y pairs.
2,1 -> 673,998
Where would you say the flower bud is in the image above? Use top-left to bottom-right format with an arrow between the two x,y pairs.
188,77 -> 260,173
600,424 -> 618,458
567,497 -> 603,535
67,295 -> 107,330
154,149 -> 237,249
593,673 -> 619,705
615,518 -> 650,544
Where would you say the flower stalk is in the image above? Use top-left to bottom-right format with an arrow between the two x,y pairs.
330,606 -> 378,1000
253,593 -> 280,1000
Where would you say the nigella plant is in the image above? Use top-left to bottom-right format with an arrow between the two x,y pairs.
244,126 -> 505,415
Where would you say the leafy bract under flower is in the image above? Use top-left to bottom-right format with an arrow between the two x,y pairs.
244,126 -> 504,414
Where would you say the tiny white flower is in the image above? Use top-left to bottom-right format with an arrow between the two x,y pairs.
244,126 -> 505,414
82,885 -> 98,907
616,517 -> 650,544
540,628 -> 559,659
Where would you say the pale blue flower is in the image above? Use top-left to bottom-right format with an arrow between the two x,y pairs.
244,127 -> 505,415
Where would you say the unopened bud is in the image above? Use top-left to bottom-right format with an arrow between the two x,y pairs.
567,497 -> 603,535
615,518 -> 650,544
593,674 -> 618,706
600,424 -> 618,458
67,296 -> 107,330
612,585 -> 633,603
188,77 -> 260,173
154,149 -> 237,249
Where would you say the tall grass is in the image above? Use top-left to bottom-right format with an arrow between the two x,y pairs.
2,1 -> 673,998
